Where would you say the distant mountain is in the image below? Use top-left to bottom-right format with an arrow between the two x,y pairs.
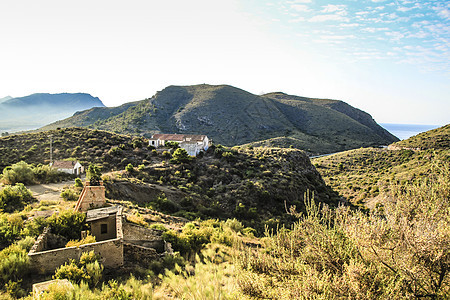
41,84 -> 398,154
0,93 -> 105,133
0,96 -> 13,103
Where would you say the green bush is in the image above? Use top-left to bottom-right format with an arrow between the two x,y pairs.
0,183 -> 34,212
0,244 -> 30,286
60,188 -> 79,201
54,251 -> 103,288
0,214 -> 24,246
47,210 -> 87,240
171,148 -> 192,164
74,178 -> 83,188
1,161 -> 34,185
125,163 -> 134,174
54,260 -> 87,285
86,164 -> 102,186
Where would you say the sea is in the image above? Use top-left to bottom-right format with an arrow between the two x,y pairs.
380,123 -> 441,141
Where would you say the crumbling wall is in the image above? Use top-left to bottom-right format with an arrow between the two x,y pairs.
80,239 -> 123,268
122,222 -> 162,241
122,222 -> 164,252
29,246 -> 80,275
29,227 -> 50,253
123,243 -> 159,266
29,238 -> 124,274
75,185 -> 106,212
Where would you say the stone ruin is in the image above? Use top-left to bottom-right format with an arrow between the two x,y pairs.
28,181 -> 167,275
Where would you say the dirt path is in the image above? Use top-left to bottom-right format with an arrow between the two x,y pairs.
26,178 -> 80,202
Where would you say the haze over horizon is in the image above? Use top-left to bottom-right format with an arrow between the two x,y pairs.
1,0 -> 448,125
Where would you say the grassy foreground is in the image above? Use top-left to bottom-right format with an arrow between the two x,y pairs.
0,163 -> 447,299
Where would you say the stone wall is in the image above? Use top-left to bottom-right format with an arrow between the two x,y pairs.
90,215 -> 117,242
122,222 -> 164,252
79,238 -> 123,268
123,243 -> 159,266
29,238 -> 124,274
29,227 -> 50,254
29,246 -> 80,275
122,222 -> 162,241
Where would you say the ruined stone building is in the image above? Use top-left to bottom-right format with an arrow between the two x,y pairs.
28,181 -> 165,275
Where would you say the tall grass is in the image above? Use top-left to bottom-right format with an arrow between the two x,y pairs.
237,164 -> 450,299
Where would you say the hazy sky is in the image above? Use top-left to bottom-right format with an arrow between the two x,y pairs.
0,0 -> 448,125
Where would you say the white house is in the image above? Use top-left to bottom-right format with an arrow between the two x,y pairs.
148,134 -> 209,156
51,160 -> 84,176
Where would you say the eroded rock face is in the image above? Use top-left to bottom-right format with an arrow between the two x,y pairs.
104,180 -> 186,205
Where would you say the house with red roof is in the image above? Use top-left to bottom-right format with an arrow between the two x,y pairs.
51,160 -> 84,176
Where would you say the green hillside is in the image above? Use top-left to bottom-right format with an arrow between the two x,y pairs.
41,84 -> 398,155
389,123 -> 450,150
0,127 -> 149,172
0,127 -> 338,229
312,124 -> 450,206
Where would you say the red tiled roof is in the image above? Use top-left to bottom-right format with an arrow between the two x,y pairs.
151,134 -> 206,142
52,160 -> 77,169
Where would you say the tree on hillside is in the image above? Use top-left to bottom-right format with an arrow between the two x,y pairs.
171,148 -> 192,164
86,164 -> 102,186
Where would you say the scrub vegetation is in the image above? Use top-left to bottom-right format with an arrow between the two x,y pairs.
0,125 -> 447,298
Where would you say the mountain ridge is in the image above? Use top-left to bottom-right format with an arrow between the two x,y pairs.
0,93 -> 105,133
40,84 -> 398,154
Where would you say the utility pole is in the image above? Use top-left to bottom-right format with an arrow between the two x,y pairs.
48,134 -> 53,165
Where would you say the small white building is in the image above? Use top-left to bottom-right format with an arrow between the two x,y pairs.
51,160 -> 84,175
148,134 -> 209,156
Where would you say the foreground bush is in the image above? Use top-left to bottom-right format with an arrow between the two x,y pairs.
47,210 -> 87,240
0,183 -> 34,213
1,162 -> 34,185
54,251 -> 103,288
237,165 -> 450,299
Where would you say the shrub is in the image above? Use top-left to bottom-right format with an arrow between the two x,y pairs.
1,161 -> 34,185
47,210 -> 87,240
171,148 -> 192,164
54,251 -> 103,288
125,163 -> 134,174
0,214 -> 24,248
74,178 -> 83,188
86,164 -> 102,186
0,183 -> 34,212
60,188 -> 79,201
0,244 -> 30,285
66,235 -> 96,247
54,260 -> 87,285
162,151 -> 172,158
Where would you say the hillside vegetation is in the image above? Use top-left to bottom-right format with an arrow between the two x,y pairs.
0,127 -> 338,230
106,145 -> 339,231
0,127 -> 149,172
41,84 -> 398,154
312,124 -> 450,206
0,126 -> 448,299
390,123 -> 450,150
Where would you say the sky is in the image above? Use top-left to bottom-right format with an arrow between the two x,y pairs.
0,0 -> 448,125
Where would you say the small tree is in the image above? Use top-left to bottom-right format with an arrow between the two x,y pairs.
171,148 -> 192,164
86,164 -> 101,186
125,164 -> 134,174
